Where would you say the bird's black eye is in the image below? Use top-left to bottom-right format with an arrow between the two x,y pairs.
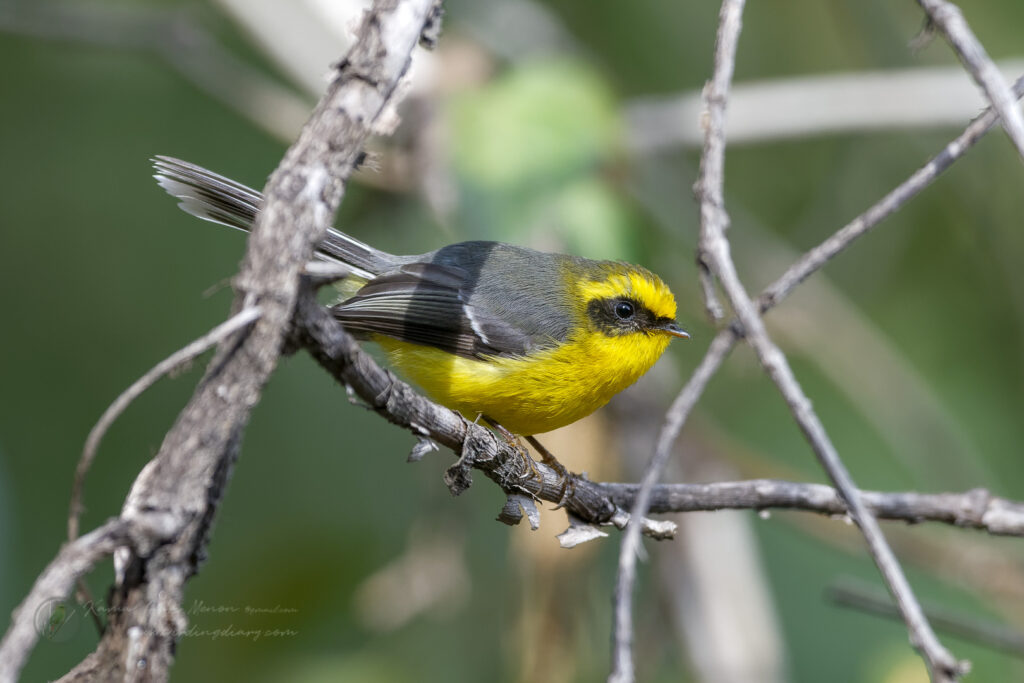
614,300 -> 635,320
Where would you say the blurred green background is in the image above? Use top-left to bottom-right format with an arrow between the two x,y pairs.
2,1 -> 1024,681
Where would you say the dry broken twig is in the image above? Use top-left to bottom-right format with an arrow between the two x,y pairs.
69,306 -> 262,543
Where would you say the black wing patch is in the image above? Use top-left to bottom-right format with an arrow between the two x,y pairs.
331,263 -> 533,359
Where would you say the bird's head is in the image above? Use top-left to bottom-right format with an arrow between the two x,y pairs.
576,264 -> 689,341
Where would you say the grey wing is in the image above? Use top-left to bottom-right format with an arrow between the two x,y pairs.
332,263 -> 535,359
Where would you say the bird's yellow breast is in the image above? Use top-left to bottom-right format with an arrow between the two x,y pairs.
376,327 -> 671,435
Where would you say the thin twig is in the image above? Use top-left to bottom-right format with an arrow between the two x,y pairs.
691,0 -> 745,326
68,306 -> 262,543
598,481 -> 1024,535
692,3 -> 964,679
697,259 -> 725,322
760,74 -> 1024,311
916,0 -> 1024,162
609,3 -> 747,681
609,327 -> 740,683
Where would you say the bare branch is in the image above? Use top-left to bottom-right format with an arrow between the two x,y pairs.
611,33 -> 1024,683
69,306 -> 262,543
916,0 -> 1024,161
697,259 -> 725,323
599,481 -> 1024,536
612,0 -> 1007,679
692,3 -> 964,677
610,1 -> 749,680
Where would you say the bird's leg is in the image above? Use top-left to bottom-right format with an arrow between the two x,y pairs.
525,435 -> 573,508
483,417 -> 543,486
524,435 -> 568,478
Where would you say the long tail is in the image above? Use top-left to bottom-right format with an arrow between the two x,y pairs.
152,156 -> 397,279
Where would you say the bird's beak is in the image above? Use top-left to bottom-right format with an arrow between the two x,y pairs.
660,322 -> 690,339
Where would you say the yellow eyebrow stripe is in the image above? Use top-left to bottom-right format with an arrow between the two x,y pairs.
577,271 -> 677,320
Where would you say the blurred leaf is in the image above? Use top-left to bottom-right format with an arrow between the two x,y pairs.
446,58 -> 628,247
449,58 -> 619,190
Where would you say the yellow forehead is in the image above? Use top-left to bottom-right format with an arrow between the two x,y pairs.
578,270 -> 677,319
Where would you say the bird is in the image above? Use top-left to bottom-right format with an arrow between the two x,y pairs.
152,156 -> 689,440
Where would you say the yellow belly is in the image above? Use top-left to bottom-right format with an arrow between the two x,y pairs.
375,331 -> 671,435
